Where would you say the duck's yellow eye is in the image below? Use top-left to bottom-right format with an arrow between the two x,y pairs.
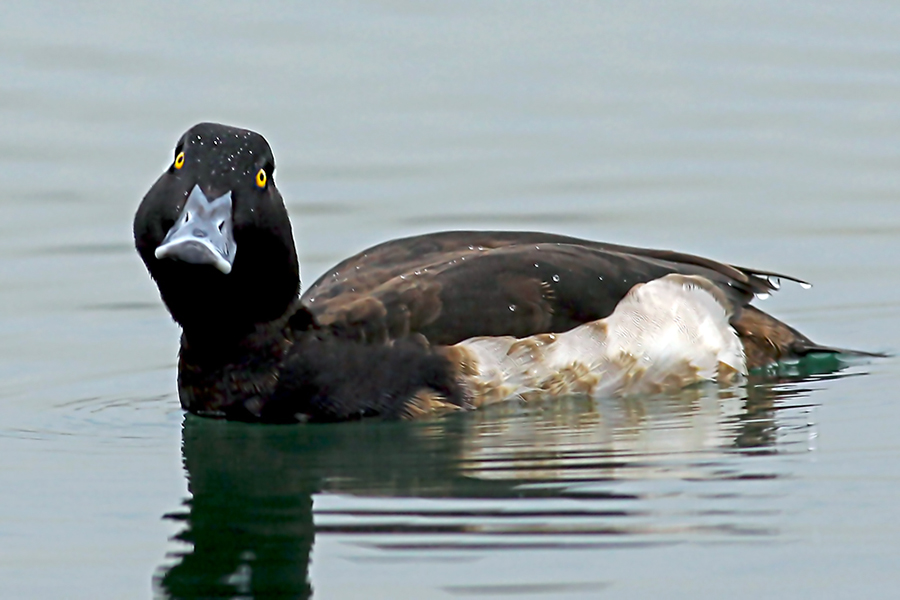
174,151 -> 185,170
256,168 -> 267,188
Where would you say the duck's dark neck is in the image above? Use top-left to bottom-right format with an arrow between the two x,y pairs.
176,301 -> 310,420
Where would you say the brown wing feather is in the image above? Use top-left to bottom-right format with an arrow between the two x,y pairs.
302,230 -> 849,366
302,231 -> 784,303
311,276 -> 444,343
306,235 -> 759,342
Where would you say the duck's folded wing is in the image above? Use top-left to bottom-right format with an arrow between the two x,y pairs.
302,230 -> 786,303
304,239 -> 776,346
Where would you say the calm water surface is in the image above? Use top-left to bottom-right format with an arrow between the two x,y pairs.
1,1 -> 899,598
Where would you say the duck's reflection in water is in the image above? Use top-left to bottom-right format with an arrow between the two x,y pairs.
156,362 -> 848,599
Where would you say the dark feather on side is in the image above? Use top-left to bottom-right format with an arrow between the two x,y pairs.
266,333 -> 467,423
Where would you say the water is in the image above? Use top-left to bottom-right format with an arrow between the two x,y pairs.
1,1 -> 899,598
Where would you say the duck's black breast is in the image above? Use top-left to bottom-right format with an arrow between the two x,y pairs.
177,319 -> 467,423
270,333 -> 466,422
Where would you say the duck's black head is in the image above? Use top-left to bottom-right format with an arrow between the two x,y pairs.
135,123 -> 300,340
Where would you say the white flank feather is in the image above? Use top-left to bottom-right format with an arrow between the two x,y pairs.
451,274 -> 747,407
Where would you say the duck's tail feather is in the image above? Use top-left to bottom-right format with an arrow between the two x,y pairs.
793,344 -> 889,359
733,305 -> 887,369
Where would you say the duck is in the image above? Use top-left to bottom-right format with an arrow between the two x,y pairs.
134,122 -> 868,423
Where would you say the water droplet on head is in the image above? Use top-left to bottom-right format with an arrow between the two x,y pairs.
552,274 -> 560,282
508,304 -> 516,312
534,263 -> 539,268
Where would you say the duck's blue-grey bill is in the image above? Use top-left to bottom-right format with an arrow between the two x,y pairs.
154,185 -> 236,274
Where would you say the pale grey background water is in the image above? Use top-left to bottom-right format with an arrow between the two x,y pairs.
1,1 -> 899,598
